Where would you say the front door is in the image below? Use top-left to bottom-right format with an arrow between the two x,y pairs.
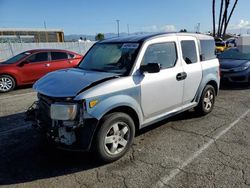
139,37 -> 184,120
18,52 -> 49,83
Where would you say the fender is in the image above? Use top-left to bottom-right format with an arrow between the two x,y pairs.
194,72 -> 219,103
85,94 -> 143,126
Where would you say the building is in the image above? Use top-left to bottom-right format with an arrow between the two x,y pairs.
0,28 -> 64,43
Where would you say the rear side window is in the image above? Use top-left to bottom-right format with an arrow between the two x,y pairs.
181,40 -> 197,64
51,52 -> 68,60
68,53 -> 75,59
200,40 -> 216,61
143,42 -> 177,69
26,52 -> 48,63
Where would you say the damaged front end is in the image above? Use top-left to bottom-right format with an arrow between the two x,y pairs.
26,93 -> 98,151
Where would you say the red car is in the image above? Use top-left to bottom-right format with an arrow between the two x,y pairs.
0,49 -> 83,92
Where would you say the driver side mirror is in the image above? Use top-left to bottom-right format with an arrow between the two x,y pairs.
18,60 -> 30,67
140,63 -> 161,73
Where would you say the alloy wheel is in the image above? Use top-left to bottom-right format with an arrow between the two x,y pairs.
0,76 -> 14,92
203,89 -> 214,111
104,122 -> 130,155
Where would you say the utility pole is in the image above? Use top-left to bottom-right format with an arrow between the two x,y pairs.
44,21 -> 47,29
196,23 -> 200,33
127,24 -> 130,35
116,20 -> 120,37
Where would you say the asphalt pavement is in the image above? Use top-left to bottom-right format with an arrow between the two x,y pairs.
0,84 -> 250,188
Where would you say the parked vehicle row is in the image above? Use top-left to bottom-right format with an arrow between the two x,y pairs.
215,37 -> 237,54
218,47 -> 250,84
26,32 -> 220,162
0,49 -> 83,92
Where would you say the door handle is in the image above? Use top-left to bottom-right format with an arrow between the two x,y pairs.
45,63 -> 50,67
176,72 -> 187,81
68,60 -> 73,64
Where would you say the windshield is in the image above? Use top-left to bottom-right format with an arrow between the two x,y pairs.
78,43 -> 140,75
1,52 -> 29,64
218,48 -> 250,60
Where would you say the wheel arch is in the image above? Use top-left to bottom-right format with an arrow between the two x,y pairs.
0,73 -> 18,87
102,106 -> 140,132
194,79 -> 219,104
206,80 -> 218,95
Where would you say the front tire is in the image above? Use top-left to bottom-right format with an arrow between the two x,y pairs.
195,85 -> 216,115
94,112 -> 135,163
0,75 -> 16,93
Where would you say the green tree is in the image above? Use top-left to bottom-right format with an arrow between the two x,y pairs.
180,29 -> 187,32
95,33 -> 105,41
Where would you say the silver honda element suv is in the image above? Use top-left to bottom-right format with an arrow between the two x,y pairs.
26,33 -> 220,162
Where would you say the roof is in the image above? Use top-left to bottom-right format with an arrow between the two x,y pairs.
21,49 -> 81,55
99,32 -> 214,43
0,28 -> 64,32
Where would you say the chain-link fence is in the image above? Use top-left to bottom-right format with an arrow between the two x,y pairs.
0,41 -> 95,61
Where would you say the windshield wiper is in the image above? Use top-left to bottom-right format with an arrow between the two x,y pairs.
87,68 -> 108,73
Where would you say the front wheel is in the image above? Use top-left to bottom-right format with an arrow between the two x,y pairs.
0,75 -> 16,93
195,85 -> 216,115
93,112 -> 135,163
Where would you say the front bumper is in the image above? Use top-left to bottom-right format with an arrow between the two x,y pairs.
26,101 -> 99,151
220,68 -> 250,83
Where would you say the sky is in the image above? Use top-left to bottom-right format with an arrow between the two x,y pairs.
0,0 -> 250,35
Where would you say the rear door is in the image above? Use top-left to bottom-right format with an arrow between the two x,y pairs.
49,51 -> 73,71
178,36 -> 202,104
18,52 -> 49,83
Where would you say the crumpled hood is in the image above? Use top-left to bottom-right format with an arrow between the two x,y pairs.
219,59 -> 249,69
33,68 -> 119,97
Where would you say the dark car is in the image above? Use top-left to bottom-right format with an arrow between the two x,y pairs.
218,48 -> 250,84
0,49 -> 83,92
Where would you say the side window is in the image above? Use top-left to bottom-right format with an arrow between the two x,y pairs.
200,40 -> 216,61
25,52 -> 48,63
68,53 -> 75,59
181,40 -> 197,64
51,52 -> 68,60
142,42 -> 177,69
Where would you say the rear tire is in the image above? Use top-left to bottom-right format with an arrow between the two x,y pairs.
0,75 -> 16,93
195,85 -> 216,116
93,112 -> 135,163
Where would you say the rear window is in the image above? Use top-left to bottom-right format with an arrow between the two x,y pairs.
200,40 -> 216,61
51,52 -> 68,60
68,53 -> 75,59
181,40 -> 197,64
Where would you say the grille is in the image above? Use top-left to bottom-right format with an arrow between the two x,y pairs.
37,94 -> 53,126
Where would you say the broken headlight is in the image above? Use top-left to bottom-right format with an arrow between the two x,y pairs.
50,103 -> 78,120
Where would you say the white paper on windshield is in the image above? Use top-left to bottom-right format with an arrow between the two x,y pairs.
121,43 -> 139,49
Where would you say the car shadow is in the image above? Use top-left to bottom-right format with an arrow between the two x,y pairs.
0,113 -> 102,185
0,109 -> 202,185
220,82 -> 250,90
137,109 -> 200,136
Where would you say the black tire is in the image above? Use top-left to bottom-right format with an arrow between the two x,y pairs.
0,75 -> 16,93
195,85 -> 216,116
93,112 -> 135,163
